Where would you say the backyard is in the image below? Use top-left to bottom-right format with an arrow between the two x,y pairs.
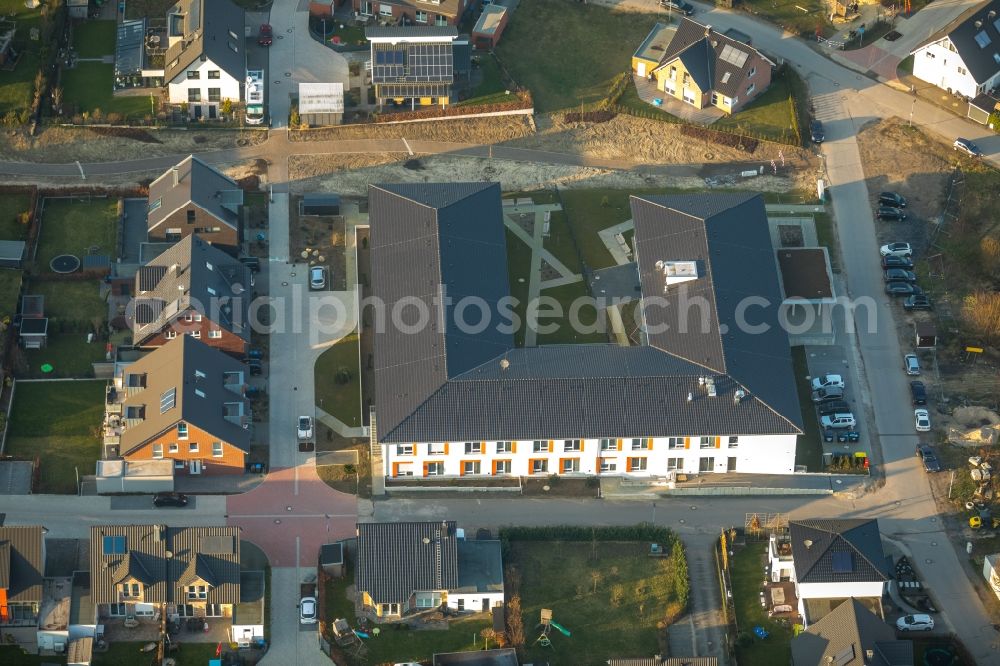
496,0 -> 665,112
0,268 -> 22,320
509,538 -> 688,665
36,197 -> 119,271
731,540 -> 794,666
714,67 -> 808,145
0,191 -> 31,240
5,379 -> 105,494
72,20 -> 116,59
741,0 -> 834,38
92,641 -> 219,666
534,281 -> 608,346
314,330 -> 362,428
0,0 -> 42,117
60,62 -> 153,120
32,280 -> 107,327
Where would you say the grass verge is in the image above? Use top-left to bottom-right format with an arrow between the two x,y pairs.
732,541 -> 794,666
791,346 -> 822,472
314,330 -> 362,428
36,197 -> 118,272
6,379 -> 105,493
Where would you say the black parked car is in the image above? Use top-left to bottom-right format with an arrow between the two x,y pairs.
904,294 -> 933,311
818,400 -> 851,417
879,192 -> 907,208
810,120 -> 825,143
659,0 -> 694,14
916,444 -> 941,473
884,268 -> 916,283
886,282 -> 923,296
876,206 -> 908,221
910,380 -> 927,406
882,255 -> 914,269
153,492 -> 189,508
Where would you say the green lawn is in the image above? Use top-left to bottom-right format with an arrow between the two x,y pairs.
0,52 -> 40,119
496,0 -> 665,112
542,204 -> 583,276
31,280 -> 107,325
0,192 -> 31,240
458,54 -> 509,106
534,281 -> 609,346
6,379 -> 105,494
512,540 -> 687,665
124,0 -> 174,20
731,541 -> 794,666
559,189 -> 635,270
741,0 -> 834,38
715,68 -> 802,144
22,334 -> 111,379
791,346 -> 822,472
314,330 -> 362,428
0,269 -> 23,320
61,63 -> 153,119
36,197 -> 118,272
93,641 -> 218,666
0,645 -> 51,666
73,20 -> 116,58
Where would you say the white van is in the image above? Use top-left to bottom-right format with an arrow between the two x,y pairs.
821,413 -> 856,429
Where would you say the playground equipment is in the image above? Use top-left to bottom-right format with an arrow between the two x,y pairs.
534,609 -> 571,648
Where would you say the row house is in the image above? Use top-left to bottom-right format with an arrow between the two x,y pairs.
367,182 -> 802,482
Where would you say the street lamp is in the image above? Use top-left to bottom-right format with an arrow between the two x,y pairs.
909,97 -> 915,127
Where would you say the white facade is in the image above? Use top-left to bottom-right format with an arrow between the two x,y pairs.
167,58 -> 242,117
768,535 -> 795,581
230,622 -> 264,646
983,553 -> 1000,601
446,590 -> 505,613
911,38 -> 999,98
382,434 -> 797,479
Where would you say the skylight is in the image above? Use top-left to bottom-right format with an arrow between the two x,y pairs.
975,30 -> 992,48
160,387 -> 177,413
102,535 -> 126,555
721,72 -> 731,84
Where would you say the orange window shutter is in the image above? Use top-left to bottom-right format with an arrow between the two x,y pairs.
647,438 -> 653,450
459,462 -> 466,476
481,441 -> 486,453
422,463 -> 428,477
548,440 -> 554,452
617,438 -> 622,451
444,442 -> 449,455
715,437 -> 721,449
685,437 -> 691,449
512,442 -> 517,453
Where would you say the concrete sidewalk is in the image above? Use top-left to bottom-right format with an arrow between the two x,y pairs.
601,473 -> 870,498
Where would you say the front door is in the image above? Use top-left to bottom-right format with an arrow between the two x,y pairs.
637,62 -> 646,78
208,105 -> 217,119
727,456 -> 737,472
189,460 -> 203,475
699,457 -> 715,473
482,598 -> 489,612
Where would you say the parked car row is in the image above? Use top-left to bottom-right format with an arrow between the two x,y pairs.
811,374 -> 858,431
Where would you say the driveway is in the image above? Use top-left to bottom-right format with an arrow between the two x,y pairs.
265,0 -> 349,128
262,567 -> 330,666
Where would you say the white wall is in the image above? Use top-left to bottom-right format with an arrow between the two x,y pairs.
797,581 -> 885,600
381,434 -> 798,479
446,591 -> 504,613
912,39 -> 980,98
230,623 -> 264,645
167,59 -> 242,106
767,536 -> 795,581
36,630 -> 68,651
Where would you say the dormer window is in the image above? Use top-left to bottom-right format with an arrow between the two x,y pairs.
119,582 -> 142,599
187,584 -> 208,600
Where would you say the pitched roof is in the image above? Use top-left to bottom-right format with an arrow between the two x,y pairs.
790,519 -> 890,585
912,0 -> 1000,84
355,521 -> 460,605
117,335 -> 251,454
370,185 -> 801,443
164,0 -> 246,83
366,25 -> 460,39
132,234 -> 252,345
89,525 -> 240,605
791,598 -> 913,666
655,18 -> 773,98
0,526 -> 43,603
147,155 -> 243,234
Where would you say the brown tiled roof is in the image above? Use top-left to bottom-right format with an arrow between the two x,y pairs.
0,526 -> 43,603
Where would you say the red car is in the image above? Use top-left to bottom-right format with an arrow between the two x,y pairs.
258,24 -> 273,46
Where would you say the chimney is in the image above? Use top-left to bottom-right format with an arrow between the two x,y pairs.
705,24 -> 713,37
172,167 -> 180,186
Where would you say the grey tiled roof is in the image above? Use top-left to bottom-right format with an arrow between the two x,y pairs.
790,519 -> 890,585
147,156 -> 243,235
164,0 -> 246,84
90,525 -> 240,605
914,0 -> 1000,84
371,185 -> 801,443
119,335 -> 251,454
791,598 -> 912,666
132,234 -> 251,345
356,521 -> 460,605
0,526 -> 43,603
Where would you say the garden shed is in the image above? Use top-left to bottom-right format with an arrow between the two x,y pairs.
300,193 -> 341,216
320,542 -> 345,577
914,321 -> 937,349
298,82 -> 344,127
0,240 -> 25,268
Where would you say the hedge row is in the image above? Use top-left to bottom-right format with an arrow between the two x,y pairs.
373,89 -> 533,123
680,124 -> 759,154
563,110 -> 616,124
499,524 -> 677,545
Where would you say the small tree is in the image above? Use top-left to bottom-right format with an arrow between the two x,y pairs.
590,570 -> 602,594
609,583 -> 624,608
290,104 -> 300,127
480,628 -> 496,649
221,97 -> 234,116
91,107 -> 103,123
505,595 -> 525,647
51,86 -> 63,114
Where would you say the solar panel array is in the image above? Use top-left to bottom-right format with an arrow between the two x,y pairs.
372,43 -> 453,84
719,43 -> 750,68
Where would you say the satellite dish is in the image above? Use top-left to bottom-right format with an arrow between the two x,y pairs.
500,359 -> 510,370
654,260 -> 665,270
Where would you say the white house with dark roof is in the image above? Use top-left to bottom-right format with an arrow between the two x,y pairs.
910,0 -> 1000,99
790,598 -> 913,666
782,519 -> 891,627
368,183 -> 802,482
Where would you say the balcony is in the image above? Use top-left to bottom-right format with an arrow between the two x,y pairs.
769,534 -> 793,561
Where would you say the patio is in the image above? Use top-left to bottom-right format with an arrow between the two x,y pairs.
761,580 -> 800,622
100,616 -> 233,644
632,74 -> 725,125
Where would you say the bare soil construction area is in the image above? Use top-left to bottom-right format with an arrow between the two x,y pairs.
289,115 -> 535,144
0,126 -> 265,163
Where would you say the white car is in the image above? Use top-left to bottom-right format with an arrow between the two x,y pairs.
297,415 -> 314,440
299,596 -> 317,624
904,353 -> 920,376
914,409 -> 931,432
310,265 -> 328,290
896,613 -> 934,631
880,242 -> 912,258
810,374 -> 845,391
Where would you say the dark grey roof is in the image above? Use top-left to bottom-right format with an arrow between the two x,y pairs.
657,18 -> 772,98
132,234 -> 251,345
70,571 -> 94,626
0,526 -> 43,602
115,18 -> 146,77
119,335 -> 251,454
434,648 -> 519,666
589,262 -> 641,301
89,525 -> 240,605
371,186 -> 801,443
147,156 -> 243,235
234,570 -> 264,625
366,26 -> 459,39
455,540 -> 503,594
790,519 -> 890,585
0,240 -> 25,260
320,542 -> 344,565
356,521 -> 460,605
914,0 -> 1000,84
791,598 -> 913,666
164,0 -> 246,84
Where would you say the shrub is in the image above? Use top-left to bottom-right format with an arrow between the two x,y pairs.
962,290 -> 1000,344
679,124 -> 759,154
563,110 -> 616,124
505,595 -> 525,647
499,524 -> 677,545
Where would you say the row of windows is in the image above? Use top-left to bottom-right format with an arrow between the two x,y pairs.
366,2 -> 449,25
395,437 -> 739,456
400,455 -> 729,477
188,88 -> 223,103
152,441 -> 224,457
187,70 -> 222,80
165,329 -> 224,340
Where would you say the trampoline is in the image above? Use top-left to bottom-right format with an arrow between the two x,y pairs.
50,254 -> 81,273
